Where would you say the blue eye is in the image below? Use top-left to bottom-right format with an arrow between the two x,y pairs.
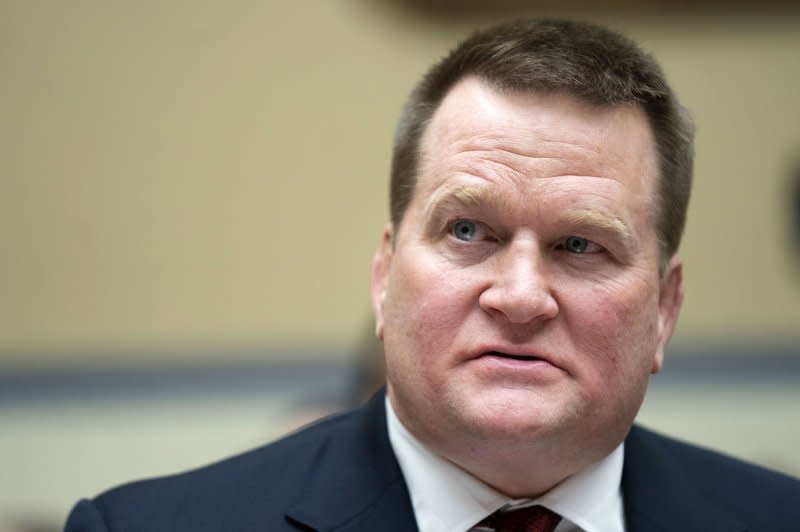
453,220 -> 478,241
564,236 -> 590,253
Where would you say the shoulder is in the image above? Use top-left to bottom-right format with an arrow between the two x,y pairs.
66,407 -> 364,532
628,424 -> 799,488
624,424 -> 800,527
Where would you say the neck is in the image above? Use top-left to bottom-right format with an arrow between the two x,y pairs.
441,438 -> 591,498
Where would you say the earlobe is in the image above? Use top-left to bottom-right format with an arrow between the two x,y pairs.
652,255 -> 684,374
370,223 -> 394,341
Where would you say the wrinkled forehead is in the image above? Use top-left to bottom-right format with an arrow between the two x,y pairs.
423,79 -> 646,157
415,77 -> 659,201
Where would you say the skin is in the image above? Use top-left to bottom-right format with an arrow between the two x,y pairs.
371,77 -> 684,498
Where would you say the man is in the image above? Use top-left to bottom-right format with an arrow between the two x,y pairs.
66,19 -> 799,532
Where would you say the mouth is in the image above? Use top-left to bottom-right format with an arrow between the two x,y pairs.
474,349 -> 562,380
484,351 -> 544,362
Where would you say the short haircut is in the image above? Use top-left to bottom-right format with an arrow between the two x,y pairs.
389,19 -> 694,269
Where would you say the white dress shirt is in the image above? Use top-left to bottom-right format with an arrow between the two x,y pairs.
386,397 -> 626,532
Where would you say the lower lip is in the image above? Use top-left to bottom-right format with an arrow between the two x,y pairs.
474,353 -> 560,377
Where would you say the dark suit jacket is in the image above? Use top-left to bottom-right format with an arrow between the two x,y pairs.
65,391 -> 800,531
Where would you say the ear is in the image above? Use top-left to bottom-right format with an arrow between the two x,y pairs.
370,223 -> 394,341
651,255 -> 684,374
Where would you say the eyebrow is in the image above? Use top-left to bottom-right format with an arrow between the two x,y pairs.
559,209 -> 635,248
423,185 -> 494,218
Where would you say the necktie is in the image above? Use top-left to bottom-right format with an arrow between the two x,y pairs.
472,504 -> 562,532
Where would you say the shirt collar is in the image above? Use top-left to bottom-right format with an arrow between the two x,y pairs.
386,396 -> 625,532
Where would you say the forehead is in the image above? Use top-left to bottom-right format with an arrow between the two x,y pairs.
414,77 -> 659,213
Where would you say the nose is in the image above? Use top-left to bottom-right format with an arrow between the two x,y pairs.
478,239 -> 559,325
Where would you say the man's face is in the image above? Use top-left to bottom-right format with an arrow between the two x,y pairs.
371,77 -> 683,489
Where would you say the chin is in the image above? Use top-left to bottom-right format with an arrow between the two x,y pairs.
455,391 -> 571,441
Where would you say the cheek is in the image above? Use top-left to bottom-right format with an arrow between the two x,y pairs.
383,256 -> 473,362
571,281 -> 659,372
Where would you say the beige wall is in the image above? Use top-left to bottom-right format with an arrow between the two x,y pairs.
2,2 -> 799,366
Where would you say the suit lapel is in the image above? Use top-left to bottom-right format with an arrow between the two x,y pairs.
285,391 -> 418,532
622,425 -> 746,532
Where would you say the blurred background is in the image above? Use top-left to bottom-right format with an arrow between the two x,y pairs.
2,1 -> 799,530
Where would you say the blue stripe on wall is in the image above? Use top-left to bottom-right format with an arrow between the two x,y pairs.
1,345 -> 797,405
